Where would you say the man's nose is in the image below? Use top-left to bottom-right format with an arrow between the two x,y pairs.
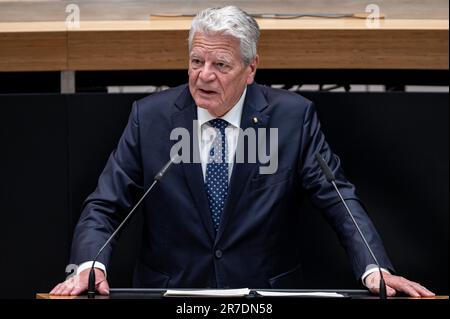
198,63 -> 216,82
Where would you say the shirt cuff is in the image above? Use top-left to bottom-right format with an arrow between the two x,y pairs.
76,261 -> 107,278
361,265 -> 390,287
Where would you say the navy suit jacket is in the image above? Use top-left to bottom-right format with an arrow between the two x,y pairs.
70,83 -> 394,288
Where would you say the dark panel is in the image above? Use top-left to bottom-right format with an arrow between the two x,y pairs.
0,91 -> 447,298
0,94 -> 69,298
300,92 -> 449,294
0,72 -> 61,94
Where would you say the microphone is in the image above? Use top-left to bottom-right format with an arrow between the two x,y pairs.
87,155 -> 180,298
314,153 -> 387,299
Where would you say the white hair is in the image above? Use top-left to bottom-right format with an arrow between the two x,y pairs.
188,6 -> 260,65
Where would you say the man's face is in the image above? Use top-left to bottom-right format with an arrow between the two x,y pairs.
188,32 -> 258,117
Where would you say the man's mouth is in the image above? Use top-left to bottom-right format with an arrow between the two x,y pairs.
198,89 -> 218,95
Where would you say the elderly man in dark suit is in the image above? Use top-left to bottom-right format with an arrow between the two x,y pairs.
51,6 -> 433,297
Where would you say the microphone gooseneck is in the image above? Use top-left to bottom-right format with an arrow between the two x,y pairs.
87,155 -> 179,298
315,153 -> 387,299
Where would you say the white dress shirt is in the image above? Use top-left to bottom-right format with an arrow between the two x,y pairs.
197,87 -> 246,181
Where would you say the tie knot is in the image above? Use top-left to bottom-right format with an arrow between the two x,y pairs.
209,119 -> 228,131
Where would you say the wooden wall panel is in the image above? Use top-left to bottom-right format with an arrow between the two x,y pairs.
0,19 -> 448,71
0,31 -> 66,71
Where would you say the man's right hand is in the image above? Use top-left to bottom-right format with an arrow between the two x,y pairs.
49,268 -> 109,296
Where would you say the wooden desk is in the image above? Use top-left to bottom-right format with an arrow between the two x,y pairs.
36,290 -> 449,299
0,18 -> 448,71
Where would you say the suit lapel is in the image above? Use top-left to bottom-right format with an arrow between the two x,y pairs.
171,87 -> 215,242
215,83 -> 270,244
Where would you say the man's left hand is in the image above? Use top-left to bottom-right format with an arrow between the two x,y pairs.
365,272 -> 435,297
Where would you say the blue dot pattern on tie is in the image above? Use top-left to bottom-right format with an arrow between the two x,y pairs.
205,119 -> 229,233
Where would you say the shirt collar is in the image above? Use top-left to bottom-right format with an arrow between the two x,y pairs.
197,87 -> 247,129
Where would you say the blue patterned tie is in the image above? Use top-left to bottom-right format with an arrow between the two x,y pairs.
205,119 -> 229,233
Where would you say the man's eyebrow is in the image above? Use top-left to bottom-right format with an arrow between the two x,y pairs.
190,51 -> 205,58
215,54 -> 233,62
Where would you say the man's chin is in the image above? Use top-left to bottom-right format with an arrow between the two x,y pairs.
197,104 -> 226,117
196,103 -> 217,111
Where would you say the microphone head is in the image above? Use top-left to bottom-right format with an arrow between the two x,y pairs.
154,154 -> 181,181
315,153 -> 336,183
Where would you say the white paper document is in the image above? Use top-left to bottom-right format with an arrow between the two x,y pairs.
164,288 -> 251,297
255,291 -> 345,298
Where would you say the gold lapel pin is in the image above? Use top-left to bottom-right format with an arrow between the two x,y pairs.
252,117 -> 258,124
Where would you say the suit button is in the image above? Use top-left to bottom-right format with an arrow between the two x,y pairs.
215,250 -> 222,258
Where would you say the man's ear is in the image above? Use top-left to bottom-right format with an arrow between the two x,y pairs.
246,55 -> 259,84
